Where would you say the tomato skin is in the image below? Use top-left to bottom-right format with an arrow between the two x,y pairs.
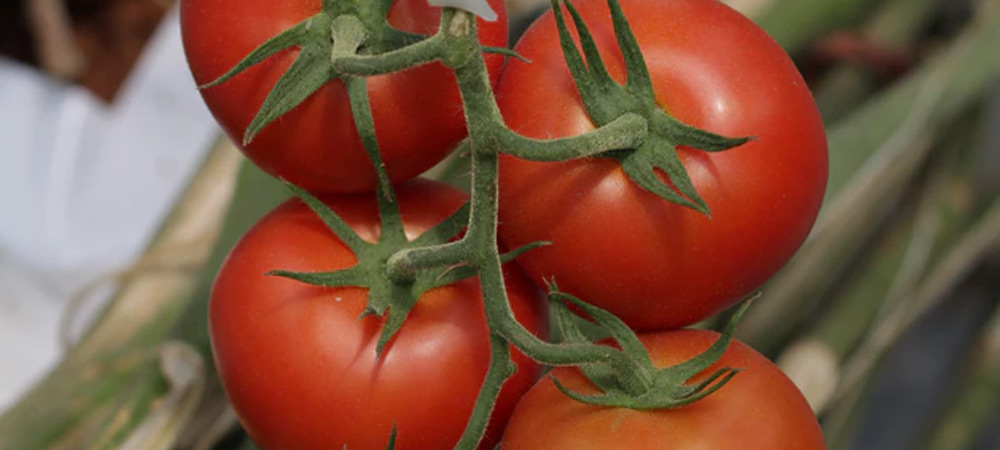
495,0 -> 827,330
181,0 -> 508,193
500,330 -> 826,449
210,179 -> 546,450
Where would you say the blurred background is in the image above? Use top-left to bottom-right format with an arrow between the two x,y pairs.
0,0 -> 998,449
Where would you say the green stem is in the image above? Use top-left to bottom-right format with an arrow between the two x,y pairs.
452,335 -> 515,450
468,148 -> 652,394
495,113 -> 648,161
424,14 -> 659,446
333,16 -> 409,243
332,33 -> 447,75
385,241 -> 469,282
383,14 -> 648,276
345,76 -> 405,240
434,20 -> 645,379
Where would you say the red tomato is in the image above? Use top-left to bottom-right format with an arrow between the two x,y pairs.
500,330 -> 826,449
496,0 -> 827,330
210,179 -> 546,450
181,0 -> 508,193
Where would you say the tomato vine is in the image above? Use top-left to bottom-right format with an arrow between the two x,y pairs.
187,0 -> 822,448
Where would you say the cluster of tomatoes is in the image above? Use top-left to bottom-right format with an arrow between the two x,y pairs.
181,0 -> 829,448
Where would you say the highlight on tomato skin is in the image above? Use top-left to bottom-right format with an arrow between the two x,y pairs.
209,179 -> 547,450
179,0 -> 509,194
496,0 -> 828,331
500,330 -> 827,450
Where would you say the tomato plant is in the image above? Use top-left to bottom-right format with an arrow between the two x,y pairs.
496,0 -> 828,330
500,329 -> 825,449
210,179 -> 547,450
180,0 -> 508,193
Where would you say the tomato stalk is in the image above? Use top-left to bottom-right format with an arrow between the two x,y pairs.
338,5 -> 749,446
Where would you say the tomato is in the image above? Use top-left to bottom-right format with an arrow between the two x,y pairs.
495,0 -> 828,330
181,0 -> 508,193
500,330 -> 826,449
210,179 -> 546,450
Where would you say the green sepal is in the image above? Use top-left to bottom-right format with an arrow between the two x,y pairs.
482,46 -> 531,63
551,365 -> 740,409
279,181 -> 475,360
344,425 -> 398,450
411,202 -> 472,247
199,17 -> 321,90
242,47 -> 333,146
501,241 -> 551,264
345,76 -> 399,210
547,286 -> 650,367
668,295 -> 754,380
551,291 -> 757,410
286,183 -> 370,253
267,266 -> 366,287
654,113 -> 753,152
195,7 -> 336,148
551,0 -> 752,215
197,1 -> 435,149
373,283 -> 420,357
385,426 -> 397,450
549,293 -> 625,394
551,0 -> 619,122
605,0 -> 653,99
619,136 -> 707,213
560,1 -> 617,97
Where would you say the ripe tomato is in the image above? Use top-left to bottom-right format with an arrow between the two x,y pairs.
496,0 -> 827,330
181,0 -> 508,193
500,330 -> 826,449
210,179 -> 546,450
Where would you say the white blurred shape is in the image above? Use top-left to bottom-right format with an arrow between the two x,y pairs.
0,8 -> 217,410
427,0 -> 498,21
